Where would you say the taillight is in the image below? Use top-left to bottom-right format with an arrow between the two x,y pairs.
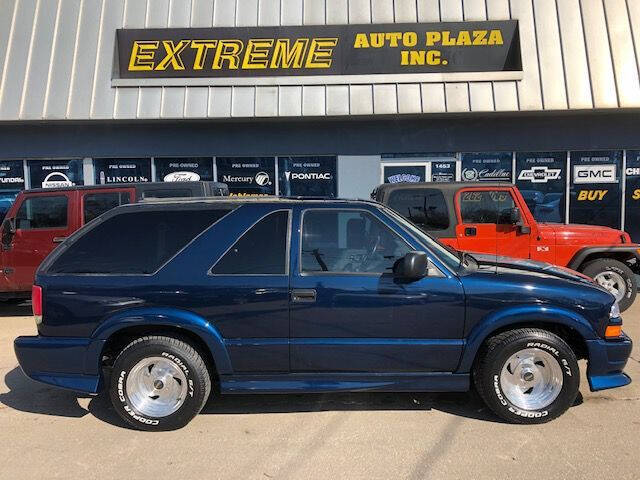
32,285 -> 42,324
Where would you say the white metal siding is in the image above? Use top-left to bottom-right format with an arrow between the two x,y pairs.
1,0 -> 640,121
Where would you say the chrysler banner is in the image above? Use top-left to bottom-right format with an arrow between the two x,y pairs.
569,151 -> 622,229
625,151 -> 640,242
115,20 -> 521,85
515,152 -> 566,223
461,152 -> 512,182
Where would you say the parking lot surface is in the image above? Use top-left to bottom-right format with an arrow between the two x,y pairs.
0,301 -> 638,480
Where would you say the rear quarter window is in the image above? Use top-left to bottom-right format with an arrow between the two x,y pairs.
47,209 -> 230,274
387,188 -> 449,230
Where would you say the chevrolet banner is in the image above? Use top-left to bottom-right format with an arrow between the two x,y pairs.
115,20 -> 521,85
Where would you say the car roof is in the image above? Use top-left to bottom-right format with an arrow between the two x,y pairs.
375,182 -> 515,194
123,196 -> 384,210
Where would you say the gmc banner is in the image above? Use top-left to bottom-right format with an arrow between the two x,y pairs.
569,151 -> 622,229
115,20 -> 521,84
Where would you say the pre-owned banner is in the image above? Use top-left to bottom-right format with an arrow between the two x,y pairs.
155,158 -> 213,182
0,160 -> 25,190
515,152 -> 566,223
94,158 -> 152,184
116,20 -> 521,83
29,160 -> 84,188
216,157 -> 275,196
624,151 -> 640,242
461,152 -> 512,182
278,156 -> 337,197
569,151 -> 622,229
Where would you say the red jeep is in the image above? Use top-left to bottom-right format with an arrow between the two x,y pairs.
0,181 -> 228,301
372,182 -> 640,311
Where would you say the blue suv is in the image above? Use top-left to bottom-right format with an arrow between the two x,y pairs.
14,198 -> 632,430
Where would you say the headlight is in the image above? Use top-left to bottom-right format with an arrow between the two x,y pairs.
609,302 -> 621,319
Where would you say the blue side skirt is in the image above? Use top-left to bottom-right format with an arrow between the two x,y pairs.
219,373 -> 470,394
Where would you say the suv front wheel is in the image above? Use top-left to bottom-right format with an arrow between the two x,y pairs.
474,328 -> 580,424
580,258 -> 636,312
109,335 -> 211,431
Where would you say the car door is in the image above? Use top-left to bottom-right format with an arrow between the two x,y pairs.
289,205 -> 465,373
455,188 -> 531,259
202,206 -> 291,373
2,191 -> 76,291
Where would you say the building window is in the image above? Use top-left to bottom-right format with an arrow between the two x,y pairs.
515,151 -> 566,223
94,158 -> 151,184
215,157 -> 275,196
461,152 -> 512,182
154,157 -> 213,182
277,156 -> 337,197
28,159 -> 84,189
625,151 -> 640,241
569,150 -> 622,229
382,164 -> 427,183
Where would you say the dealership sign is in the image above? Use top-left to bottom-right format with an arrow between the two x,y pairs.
573,164 -> 617,184
114,21 -> 521,86
518,166 -> 561,183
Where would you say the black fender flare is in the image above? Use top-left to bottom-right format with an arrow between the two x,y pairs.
567,246 -> 640,271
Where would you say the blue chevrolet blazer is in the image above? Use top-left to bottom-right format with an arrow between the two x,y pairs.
14,198 -> 632,430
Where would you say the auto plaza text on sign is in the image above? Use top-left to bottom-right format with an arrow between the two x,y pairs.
117,20 -> 521,81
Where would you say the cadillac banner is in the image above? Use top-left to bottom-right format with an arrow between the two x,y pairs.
115,20 -> 521,84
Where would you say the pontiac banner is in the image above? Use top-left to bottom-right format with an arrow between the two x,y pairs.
115,20 -> 521,85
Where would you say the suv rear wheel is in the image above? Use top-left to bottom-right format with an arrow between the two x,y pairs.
109,335 -> 211,431
580,258 -> 636,312
473,328 -> 579,424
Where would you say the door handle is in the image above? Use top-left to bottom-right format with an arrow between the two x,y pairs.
291,289 -> 317,303
464,227 -> 477,237
53,236 -> 67,243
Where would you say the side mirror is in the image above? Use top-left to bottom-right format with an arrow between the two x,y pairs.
394,251 -> 428,281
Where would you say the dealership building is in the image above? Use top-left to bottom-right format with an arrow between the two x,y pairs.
1,0 -> 640,239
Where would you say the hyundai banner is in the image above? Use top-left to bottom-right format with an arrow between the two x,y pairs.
155,158 -> 213,182
569,151 -> 622,229
515,152 -> 566,223
29,159 -> 84,188
278,156 -> 337,197
0,160 -> 25,190
461,152 -> 512,182
94,158 -> 151,184
216,157 -> 275,196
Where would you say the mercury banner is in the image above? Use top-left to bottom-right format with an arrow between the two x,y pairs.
115,20 -> 521,84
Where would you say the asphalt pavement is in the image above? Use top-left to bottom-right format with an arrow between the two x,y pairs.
0,301 -> 638,480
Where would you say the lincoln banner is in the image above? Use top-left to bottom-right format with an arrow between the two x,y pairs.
115,20 -> 521,85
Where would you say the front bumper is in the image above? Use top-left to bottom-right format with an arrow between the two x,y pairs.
586,332 -> 633,391
14,335 -> 104,394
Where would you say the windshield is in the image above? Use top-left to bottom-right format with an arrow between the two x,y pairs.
380,206 -> 461,271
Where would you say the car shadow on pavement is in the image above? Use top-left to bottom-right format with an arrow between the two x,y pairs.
1,367 -> 511,429
0,301 -> 32,317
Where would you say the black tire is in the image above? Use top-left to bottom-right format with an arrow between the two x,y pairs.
473,328 -> 580,424
109,335 -> 211,431
580,258 -> 636,312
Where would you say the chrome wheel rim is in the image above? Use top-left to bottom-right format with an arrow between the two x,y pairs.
499,348 -> 563,411
126,356 -> 188,418
594,271 -> 626,302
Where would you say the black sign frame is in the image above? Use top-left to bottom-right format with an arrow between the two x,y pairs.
116,21 -> 521,81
